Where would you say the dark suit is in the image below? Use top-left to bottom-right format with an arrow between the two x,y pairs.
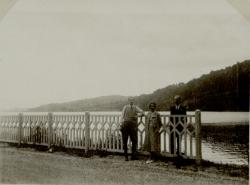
170,105 -> 186,154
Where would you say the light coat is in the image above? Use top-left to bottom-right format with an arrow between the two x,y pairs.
143,111 -> 162,152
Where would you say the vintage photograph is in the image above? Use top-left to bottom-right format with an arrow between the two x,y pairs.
0,0 -> 249,184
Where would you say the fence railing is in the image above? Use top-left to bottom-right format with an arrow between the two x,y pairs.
0,110 -> 202,164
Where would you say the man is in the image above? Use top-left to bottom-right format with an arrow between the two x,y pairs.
170,95 -> 187,155
121,97 -> 144,161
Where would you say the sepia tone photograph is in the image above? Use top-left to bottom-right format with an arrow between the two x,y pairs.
0,0 -> 249,184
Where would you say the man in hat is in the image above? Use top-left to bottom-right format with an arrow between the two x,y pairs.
170,95 -> 187,155
121,97 -> 144,161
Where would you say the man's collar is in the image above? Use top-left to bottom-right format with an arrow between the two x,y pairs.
175,104 -> 181,109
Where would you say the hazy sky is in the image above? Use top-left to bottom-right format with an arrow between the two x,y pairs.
0,0 -> 250,110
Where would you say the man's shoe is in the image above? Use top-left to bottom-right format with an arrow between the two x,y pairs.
146,159 -> 154,164
125,156 -> 129,161
131,156 -> 139,160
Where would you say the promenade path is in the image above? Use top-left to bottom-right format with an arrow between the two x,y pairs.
0,143 -> 248,185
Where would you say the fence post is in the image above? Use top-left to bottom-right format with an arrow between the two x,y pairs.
85,112 -> 90,154
195,110 -> 202,165
48,112 -> 53,149
18,113 -> 23,146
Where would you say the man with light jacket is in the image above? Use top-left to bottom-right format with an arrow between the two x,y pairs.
121,97 -> 144,161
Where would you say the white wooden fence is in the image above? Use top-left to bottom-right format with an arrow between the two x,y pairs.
0,110 -> 202,164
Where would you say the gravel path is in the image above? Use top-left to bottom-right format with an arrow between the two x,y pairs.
0,143 -> 248,185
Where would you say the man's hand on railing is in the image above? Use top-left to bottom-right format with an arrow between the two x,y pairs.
137,113 -> 144,117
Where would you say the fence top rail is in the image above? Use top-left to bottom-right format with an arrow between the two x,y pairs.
0,111 -> 198,118
0,112 -> 19,116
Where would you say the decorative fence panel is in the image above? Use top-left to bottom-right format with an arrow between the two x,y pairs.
0,111 -> 202,164
0,113 -> 19,143
22,113 -> 49,146
88,114 -> 123,152
52,113 -> 87,149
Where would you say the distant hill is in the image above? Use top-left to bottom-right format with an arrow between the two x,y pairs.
28,95 -> 128,112
2,107 -> 27,112
28,60 -> 249,112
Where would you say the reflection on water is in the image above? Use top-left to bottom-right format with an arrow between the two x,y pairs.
159,136 -> 248,166
201,124 -> 248,166
202,140 -> 248,166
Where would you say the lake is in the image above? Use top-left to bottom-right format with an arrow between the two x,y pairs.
169,111 -> 248,165
191,112 -> 248,166
202,140 -> 248,166
197,111 -> 249,124
201,123 -> 248,166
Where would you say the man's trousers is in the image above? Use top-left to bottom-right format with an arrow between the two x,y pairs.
121,121 -> 138,157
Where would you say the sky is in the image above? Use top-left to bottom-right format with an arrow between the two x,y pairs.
0,0 -> 250,110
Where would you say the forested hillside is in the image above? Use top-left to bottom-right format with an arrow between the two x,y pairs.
135,60 -> 249,111
28,60 -> 249,112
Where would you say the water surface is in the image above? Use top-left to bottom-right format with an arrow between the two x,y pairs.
202,141 -> 248,166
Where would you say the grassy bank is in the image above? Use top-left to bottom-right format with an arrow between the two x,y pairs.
1,142 -> 248,185
2,123 -> 248,182
7,142 -> 249,180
